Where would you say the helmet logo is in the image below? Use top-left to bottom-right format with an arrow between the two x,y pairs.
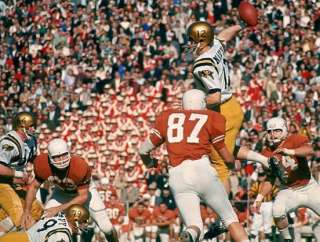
196,30 -> 206,40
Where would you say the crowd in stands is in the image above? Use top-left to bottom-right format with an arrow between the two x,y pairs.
0,0 -> 319,241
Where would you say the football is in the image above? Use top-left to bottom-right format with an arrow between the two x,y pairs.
238,1 -> 258,26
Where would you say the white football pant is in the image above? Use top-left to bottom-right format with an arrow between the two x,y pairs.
273,179 -> 320,219
168,156 -> 238,239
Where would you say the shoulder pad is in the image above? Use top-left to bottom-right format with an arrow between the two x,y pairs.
1,143 -> 15,151
0,138 -> 18,152
193,57 -> 216,71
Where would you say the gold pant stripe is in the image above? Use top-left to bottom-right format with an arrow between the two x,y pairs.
210,96 -> 244,181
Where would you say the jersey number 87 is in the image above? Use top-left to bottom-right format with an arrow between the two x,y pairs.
167,113 -> 208,144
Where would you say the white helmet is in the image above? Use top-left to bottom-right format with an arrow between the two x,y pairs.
182,89 -> 206,110
266,117 -> 288,145
48,138 -> 71,169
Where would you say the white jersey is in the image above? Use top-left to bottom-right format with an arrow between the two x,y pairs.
27,213 -> 73,242
192,38 -> 233,103
0,131 -> 37,170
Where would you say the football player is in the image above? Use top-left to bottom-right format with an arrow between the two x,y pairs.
20,138 -> 118,242
0,204 -> 89,242
139,89 -> 250,242
186,21 -> 269,194
0,112 -> 38,233
254,117 -> 317,242
249,167 -> 278,241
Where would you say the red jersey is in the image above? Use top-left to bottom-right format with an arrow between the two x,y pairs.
152,207 -> 176,226
262,134 -> 311,187
129,207 -> 152,225
105,201 -> 126,225
149,109 -> 226,167
33,154 -> 91,193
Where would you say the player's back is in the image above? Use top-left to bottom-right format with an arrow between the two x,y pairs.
155,109 -> 225,167
27,213 -> 73,242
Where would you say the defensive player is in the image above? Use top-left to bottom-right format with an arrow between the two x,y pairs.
254,117 -> 317,242
0,112 -> 38,233
139,89 -> 250,242
187,21 -> 269,193
0,204 -> 89,242
20,138 -> 118,242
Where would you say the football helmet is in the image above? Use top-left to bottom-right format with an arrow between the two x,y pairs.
266,117 -> 288,145
12,112 -> 37,138
65,204 -> 89,232
186,21 -> 214,56
182,89 -> 206,110
48,138 -> 71,169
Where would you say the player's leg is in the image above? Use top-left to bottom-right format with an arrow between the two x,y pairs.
207,100 -> 242,239
87,184 -> 118,242
174,192 -> 202,242
304,180 -> 320,216
200,169 -> 248,242
168,163 -> 204,242
0,231 -> 30,242
0,184 -> 23,230
210,96 -> 244,193
0,209 -> 14,235
272,189 -> 300,241
0,197 -> 43,233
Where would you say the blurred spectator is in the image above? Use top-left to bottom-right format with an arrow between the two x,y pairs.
153,202 -> 176,242
129,201 -> 152,242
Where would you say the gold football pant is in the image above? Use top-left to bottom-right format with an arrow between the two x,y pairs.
0,231 -> 29,242
210,96 -> 244,182
0,184 -> 23,228
0,199 -> 43,223
0,184 -> 43,228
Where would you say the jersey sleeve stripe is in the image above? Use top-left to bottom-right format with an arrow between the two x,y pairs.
0,161 -> 10,167
151,129 -> 162,139
211,137 -> 224,144
208,88 -> 221,94
193,58 -> 217,71
211,135 -> 225,143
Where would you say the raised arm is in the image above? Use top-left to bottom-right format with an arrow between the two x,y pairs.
217,25 -> 242,43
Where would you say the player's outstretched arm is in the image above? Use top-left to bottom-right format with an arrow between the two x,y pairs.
139,139 -> 158,168
216,146 -> 235,164
274,144 -> 314,157
21,178 -> 41,229
217,25 -> 242,43
44,186 -> 89,218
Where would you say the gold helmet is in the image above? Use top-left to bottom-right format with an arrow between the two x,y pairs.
65,204 -> 89,231
186,21 -> 214,55
12,112 -> 37,137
